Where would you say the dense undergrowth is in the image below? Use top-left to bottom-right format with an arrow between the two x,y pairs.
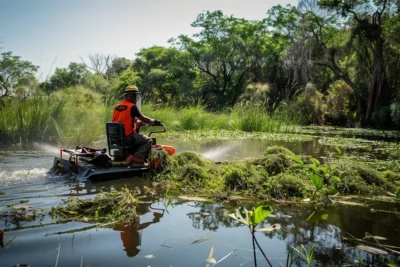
153,146 -> 400,200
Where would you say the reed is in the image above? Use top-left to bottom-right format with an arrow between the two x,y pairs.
0,88 -> 301,146
0,95 -> 68,145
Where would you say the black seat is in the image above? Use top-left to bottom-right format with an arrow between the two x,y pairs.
106,122 -> 128,159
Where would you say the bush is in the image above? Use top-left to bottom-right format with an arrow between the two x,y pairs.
324,81 -> 354,125
290,83 -> 324,125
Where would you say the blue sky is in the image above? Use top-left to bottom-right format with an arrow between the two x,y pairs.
1,0 -> 297,80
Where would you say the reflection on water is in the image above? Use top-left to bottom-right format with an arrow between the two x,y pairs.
113,203 -> 164,257
0,138 -> 400,266
1,179 -> 400,266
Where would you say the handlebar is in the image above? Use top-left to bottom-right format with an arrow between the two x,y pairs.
148,123 -> 167,137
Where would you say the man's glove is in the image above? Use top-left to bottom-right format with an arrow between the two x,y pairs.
154,119 -> 162,126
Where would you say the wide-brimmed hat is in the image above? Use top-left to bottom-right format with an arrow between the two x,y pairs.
124,85 -> 140,95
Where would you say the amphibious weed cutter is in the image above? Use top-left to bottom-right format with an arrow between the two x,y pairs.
52,123 -> 175,181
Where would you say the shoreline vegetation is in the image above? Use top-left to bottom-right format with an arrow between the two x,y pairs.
1,86 -> 400,148
0,86 -> 304,147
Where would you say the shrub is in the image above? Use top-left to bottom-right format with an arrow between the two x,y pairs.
290,83 -> 324,125
324,81 -> 354,125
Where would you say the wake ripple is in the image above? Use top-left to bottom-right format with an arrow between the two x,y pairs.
0,168 -> 48,187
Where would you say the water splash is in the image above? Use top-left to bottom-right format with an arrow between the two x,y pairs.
201,144 -> 238,161
33,142 -> 60,155
0,168 -> 48,187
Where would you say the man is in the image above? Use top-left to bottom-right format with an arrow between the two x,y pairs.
112,85 -> 161,165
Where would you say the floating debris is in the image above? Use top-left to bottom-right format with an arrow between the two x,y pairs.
50,187 -> 138,224
211,249 -> 237,267
357,245 -> 388,255
187,236 -> 212,245
256,224 -> 281,232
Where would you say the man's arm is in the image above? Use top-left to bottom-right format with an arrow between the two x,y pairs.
130,106 -> 157,125
131,106 -> 160,125
137,114 -> 157,125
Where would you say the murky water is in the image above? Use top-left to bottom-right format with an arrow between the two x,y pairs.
1,139 -> 400,266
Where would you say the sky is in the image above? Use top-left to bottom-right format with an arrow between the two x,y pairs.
0,0 -> 297,80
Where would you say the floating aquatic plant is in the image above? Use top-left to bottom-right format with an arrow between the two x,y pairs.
50,187 -> 138,224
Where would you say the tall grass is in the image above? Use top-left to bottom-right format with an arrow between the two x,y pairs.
0,95 -> 68,145
51,86 -> 110,145
144,103 -> 232,131
0,87 -> 109,147
0,87 -> 302,147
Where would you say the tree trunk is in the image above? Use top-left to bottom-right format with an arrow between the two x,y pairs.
365,37 -> 390,122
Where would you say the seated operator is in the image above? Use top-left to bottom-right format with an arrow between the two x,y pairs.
112,85 -> 161,165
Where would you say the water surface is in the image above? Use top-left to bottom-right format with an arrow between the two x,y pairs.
0,139 -> 399,266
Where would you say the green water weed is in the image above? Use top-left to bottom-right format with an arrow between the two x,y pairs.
50,187 -> 138,224
290,243 -> 316,267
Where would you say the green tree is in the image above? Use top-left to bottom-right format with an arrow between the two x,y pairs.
0,51 -> 38,98
111,68 -> 141,98
297,0 -> 356,93
46,62 -> 87,91
133,46 -> 197,105
106,57 -> 132,78
264,4 -> 302,103
177,11 -> 270,109
318,0 -> 392,123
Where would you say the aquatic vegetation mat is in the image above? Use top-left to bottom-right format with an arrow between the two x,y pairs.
163,130 -> 314,142
155,146 -> 400,200
299,125 -> 400,140
50,187 -> 138,224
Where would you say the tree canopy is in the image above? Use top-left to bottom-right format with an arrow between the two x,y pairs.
3,0 -> 400,129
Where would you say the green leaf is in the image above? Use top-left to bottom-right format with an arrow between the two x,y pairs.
309,174 -> 323,190
250,205 -> 272,226
319,166 -> 329,175
305,211 -> 316,222
226,208 -> 249,226
309,165 -> 318,173
310,158 -> 320,166
292,156 -> 304,166
321,214 -> 328,220
326,187 -> 338,196
396,186 -> 400,197
335,147 -> 341,154
332,176 -> 341,182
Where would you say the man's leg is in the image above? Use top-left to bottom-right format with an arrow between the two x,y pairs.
127,134 -> 152,162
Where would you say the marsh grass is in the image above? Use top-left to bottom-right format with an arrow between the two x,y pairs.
0,95 -> 68,144
0,88 -> 302,146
